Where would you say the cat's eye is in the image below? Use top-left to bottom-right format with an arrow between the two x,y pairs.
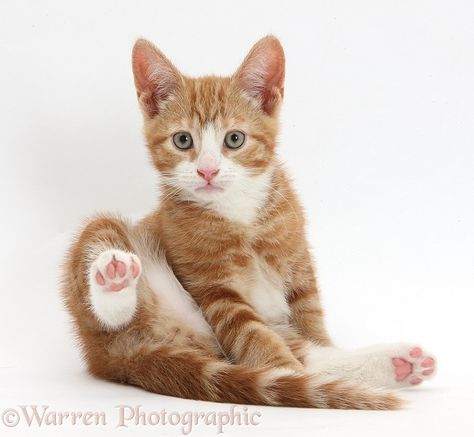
224,130 -> 246,149
172,132 -> 193,150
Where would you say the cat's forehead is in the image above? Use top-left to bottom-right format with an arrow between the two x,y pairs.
174,76 -> 251,128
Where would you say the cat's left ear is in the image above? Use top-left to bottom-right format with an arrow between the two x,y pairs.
234,35 -> 285,115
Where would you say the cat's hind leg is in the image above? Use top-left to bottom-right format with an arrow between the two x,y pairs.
62,214 -> 146,332
89,249 -> 142,330
304,343 -> 436,389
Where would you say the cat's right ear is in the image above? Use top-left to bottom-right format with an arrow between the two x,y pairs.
132,39 -> 182,118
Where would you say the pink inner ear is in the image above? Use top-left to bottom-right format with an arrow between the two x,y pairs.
236,36 -> 285,115
132,39 -> 181,117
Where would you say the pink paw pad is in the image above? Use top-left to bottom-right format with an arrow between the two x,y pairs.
93,250 -> 141,293
392,358 -> 413,381
116,261 -> 126,277
131,260 -> 140,278
95,271 -> 106,286
409,347 -> 422,358
422,357 -> 434,367
392,346 -> 436,386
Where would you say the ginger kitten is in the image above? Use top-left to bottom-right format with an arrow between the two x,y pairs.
61,36 -> 436,409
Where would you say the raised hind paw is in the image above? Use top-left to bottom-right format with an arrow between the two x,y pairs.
88,249 -> 142,330
93,249 -> 141,292
392,346 -> 436,387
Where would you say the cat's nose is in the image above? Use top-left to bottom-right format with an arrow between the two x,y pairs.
197,168 -> 220,182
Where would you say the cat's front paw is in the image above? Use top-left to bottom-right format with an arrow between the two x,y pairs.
392,346 -> 436,386
89,249 -> 142,330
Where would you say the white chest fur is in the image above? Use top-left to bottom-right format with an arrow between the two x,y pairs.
247,259 -> 290,325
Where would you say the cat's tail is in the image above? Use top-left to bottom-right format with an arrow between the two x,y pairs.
89,344 -> 402,410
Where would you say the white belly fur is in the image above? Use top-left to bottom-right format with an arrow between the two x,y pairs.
247,260 -> 290,324
142,257 -> 213,337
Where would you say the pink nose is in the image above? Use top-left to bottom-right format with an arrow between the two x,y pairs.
197,168 -> 219,182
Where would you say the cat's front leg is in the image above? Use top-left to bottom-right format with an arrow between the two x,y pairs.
304,343 -> 436,388
196,284 -> 303,372
287,249 -> 333,346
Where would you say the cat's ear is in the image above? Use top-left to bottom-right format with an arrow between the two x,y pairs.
234,35 -> 285,115
132,39 -> 182,118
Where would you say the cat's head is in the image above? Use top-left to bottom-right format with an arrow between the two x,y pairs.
132,36 -> 285,215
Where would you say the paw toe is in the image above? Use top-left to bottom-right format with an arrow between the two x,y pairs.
409,347 -> 423,358
131,259 -> 141,278
116,261 -> 127,277
106,261 -> 116,279
95,271 -> 106,286
421,357 -> 435,368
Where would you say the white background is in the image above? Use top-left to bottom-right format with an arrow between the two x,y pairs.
0,0 -> 473,436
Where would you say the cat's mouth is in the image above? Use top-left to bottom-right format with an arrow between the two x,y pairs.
195,183 -> 224,193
